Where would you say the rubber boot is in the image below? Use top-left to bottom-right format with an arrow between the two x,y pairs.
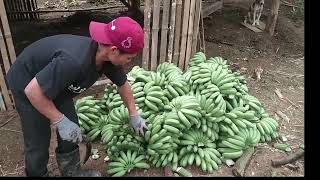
55,147 -> 101,177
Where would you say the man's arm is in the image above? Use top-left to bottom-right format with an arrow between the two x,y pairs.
24,77 -> 63,123
118,81 -> 138,115
25,77 -> 83,143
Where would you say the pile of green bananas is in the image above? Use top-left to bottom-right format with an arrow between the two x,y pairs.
74,51 -> 281,177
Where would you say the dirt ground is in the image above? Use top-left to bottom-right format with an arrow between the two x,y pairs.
0,0 -> 304,177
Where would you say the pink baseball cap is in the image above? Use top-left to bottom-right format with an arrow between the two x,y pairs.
89,16 -> 144,54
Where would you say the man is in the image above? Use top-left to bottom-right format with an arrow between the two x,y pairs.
6,16 -> 147,177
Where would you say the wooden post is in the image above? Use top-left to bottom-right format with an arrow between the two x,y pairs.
191,0 -> 201,56
0,31 -> 11,73
184,0 -> 196,70
142,0 -> 152,70
24,0 -> 30,20
0,30 -> 13,110
27,0 -> 35,20
159,0 -> 170,64
266,0 -> 280,36
0,0 -> 17,64
200,2 -> 206,54
12,0 -> 18,20
4,0 -> 12,20
167,0 -> 176,63
150,0 -> 161,70
172,0 -> 182,65
18,0 -> 24,20
178,0 -> 191,70
32,0 -> 39,19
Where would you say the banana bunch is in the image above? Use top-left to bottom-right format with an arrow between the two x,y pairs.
100,122 -> 114,145
182,69 -> 193,83
157,62 -> 183,77
197,117 -> 220,141
196,94 -> 225,118
178,129 -> 222,173
107,150 -> 150,177
189,62 -> 239,98
219,106 -> 259,137
106,133 -> 145,159
188,51 -> 206,67
207,56 -> 229,70
85,115 -> 109,141
131,82 -> 146,109
75,96 -> 104,133
165,74 -> 190,100
145,115 -> 177,156
233,72 -> 249,95
147,151 -> 179,168
256,117 -> 279,142
102,84 -> 118,109
167,96 -> 202,129
242,94 -> 263,114
217,128 -> 260,160
142,82 -> 168,112
146,71 -> 167,88
108,105 -> 129,126
127,65 -> 150,82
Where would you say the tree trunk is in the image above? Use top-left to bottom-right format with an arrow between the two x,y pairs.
266,0 -> 280,36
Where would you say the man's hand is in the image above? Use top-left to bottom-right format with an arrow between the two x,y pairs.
53,115 -> 82,143
129,114 -> 148,135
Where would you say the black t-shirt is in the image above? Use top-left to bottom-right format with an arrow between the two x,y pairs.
6,34 -> 127,100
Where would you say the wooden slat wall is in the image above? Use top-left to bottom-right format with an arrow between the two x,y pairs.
144,0 -> 202,71
0,0 -> 16,111
4,0 -> 39,21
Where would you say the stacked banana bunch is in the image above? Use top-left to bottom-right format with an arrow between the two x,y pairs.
144,115 -> 179,168
218,127 -> 261,160
178,129 -> 222,173
75,96 -> 107,140
107,150 -> 150,177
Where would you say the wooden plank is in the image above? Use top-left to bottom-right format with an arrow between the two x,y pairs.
26,0 -> 35,20
33,0 -> 39,19
159,0 -> 170,64
142,0 -> 152,70
6,5 -> 127,14
167,0 -> 176,63
3,0 -> 12,20
0,0 -> 17,64
0,92 -> 6,111
0,64 -> 12,110
24,0 -> 30,20
18,0 -> 24,20
0,29 -> 13,110
11,0 -> 18,20
184,0 -> 196,70
202,1 -> 223,18
0,33 -> 11,74
191,0 -> 201,56
150,0 -> 161,70
200,2 -> 206,54
178,0 -> 191,70
241,22 -> 263,33
172,0 -> 182,65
